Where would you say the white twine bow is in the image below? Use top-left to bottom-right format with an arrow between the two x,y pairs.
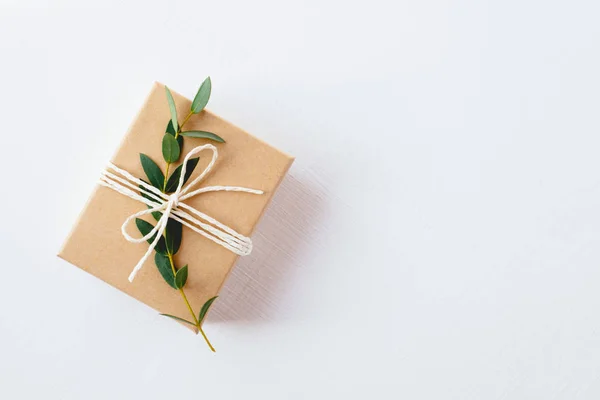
98,144 -> 263,282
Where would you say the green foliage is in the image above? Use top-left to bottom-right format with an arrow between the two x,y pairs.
174,265 -> 188,289
165,86 -> 179,133
160,314 -> 196,327
154,252 -> 177,289
166,120 -> 184,150
166,120 -> 176,135
138,182 -> 162,220
139,184 -> 158,204
139,154 -> 164,190
134,80 -> 223,350
165,218 -> 182,255
180,131 -> 225,143
164,157 -> 200,193
191,77 -> 211,114
151,211 -> 162,221
162,133 -> 181,163
135,218 -> 167,255
199,296 -> 218,322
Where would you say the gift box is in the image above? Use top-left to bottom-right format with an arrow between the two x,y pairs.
59,82 -> 294,329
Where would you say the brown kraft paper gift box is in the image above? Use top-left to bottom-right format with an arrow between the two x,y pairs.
59,82 -> 294,325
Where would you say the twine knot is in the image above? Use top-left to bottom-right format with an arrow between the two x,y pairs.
168,193 -> 180,208
99,144 -> 264,282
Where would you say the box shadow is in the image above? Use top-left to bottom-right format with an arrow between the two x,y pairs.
207,171 -> 325,323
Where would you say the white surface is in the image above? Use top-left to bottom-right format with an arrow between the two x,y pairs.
1,0 -> 600,398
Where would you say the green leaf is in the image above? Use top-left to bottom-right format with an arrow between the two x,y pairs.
135,218 -> 167,255
165,157 -> 200,193
162,133 -> 181,163
166,120 -> 184,149
154,252 -> 177,289
138,183 -> 160,205
165,86 -> 178,132
160,313 -> 196,327
174,265 -> 188,289
139,154 -> 165,190
199,296 -> 218,323
165,218 -> 182,255
166,120 -> 176,135
180,131 -> 225,143
191,77 -> 211,114
138,183 -> 163,221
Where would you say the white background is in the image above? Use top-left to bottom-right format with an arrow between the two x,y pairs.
1,0 -> 600,398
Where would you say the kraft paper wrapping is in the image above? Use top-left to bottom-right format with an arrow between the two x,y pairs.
59,82 -> 294,324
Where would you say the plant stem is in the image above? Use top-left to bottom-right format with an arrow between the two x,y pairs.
161,110 -> 215,351
199,327 -> 216,352
180,288 -> 199,325
163,163 -> 171,191
176,111 -> 193,139
162,110 -> 194,191
166,207 -> 215,351
167,254 -> 199,325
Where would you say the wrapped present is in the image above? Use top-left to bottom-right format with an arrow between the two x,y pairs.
59,81 -> 293,350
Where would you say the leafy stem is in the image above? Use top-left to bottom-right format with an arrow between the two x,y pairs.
163,164 -> 171,192
137,79 -> 222,352
163,110 -> 193,191
167,254 -> 198,323
166,253 -> 214,351
177,111 -> 193,139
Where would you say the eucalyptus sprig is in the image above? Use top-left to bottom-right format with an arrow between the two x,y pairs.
135,78 -> 225,351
